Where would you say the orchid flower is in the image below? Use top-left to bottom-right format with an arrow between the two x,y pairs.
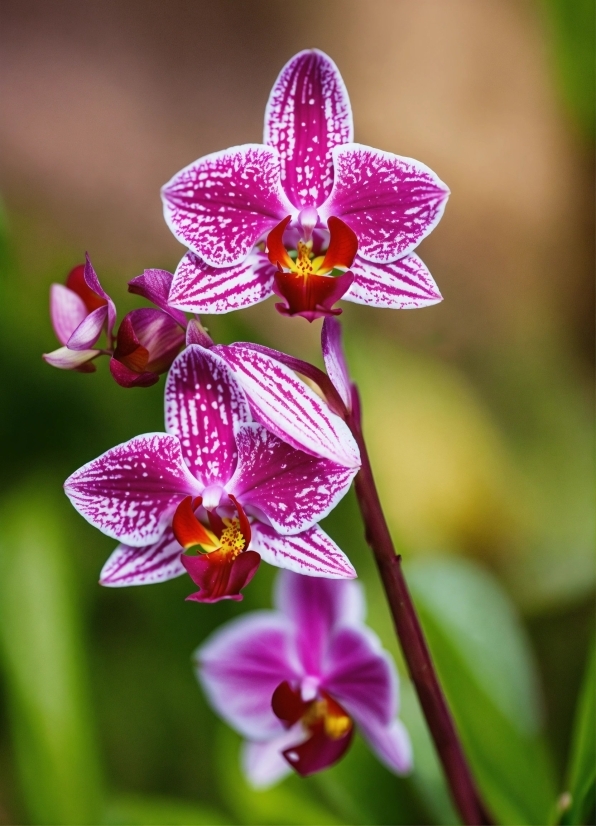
162,49 -> 449,320
64,345 -> 359,601
44,254 -> 116,372
44,262 -> 186,386
197,570 -> 411,785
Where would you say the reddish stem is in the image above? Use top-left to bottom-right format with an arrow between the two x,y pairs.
347,393 -> 492,826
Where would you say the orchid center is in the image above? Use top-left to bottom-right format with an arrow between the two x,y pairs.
302,695 -> 353,740
172,495 -> 251,557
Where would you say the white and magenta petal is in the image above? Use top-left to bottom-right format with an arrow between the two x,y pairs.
43,346 -> 100,370
321,318 -> 351,408
165,345 -> 251,487
50,284 -> 88,345
320,144 -> 449,263
64,433 -> 200,546
214,344 -> 360,469
241,730 -> 299,789
324,626 -> 397,727
169,250 -> 276,314
161,144 -> 295,268
345,253 -> 442,308
228,423 -> 357,535
250,523 -> 356,580
196,612 -> 298,740
357,717 -> 412,775
66,305 -> 108,350
99,528 -> 184,587
264,49 -> 353,209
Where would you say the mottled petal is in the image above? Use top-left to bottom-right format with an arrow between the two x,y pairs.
128,269 -> 188,327
84,253 -> 116,336
66,305 -> 108,350
99,528 -> 185,587
273,571 -> 364,676
64,433 -> 200,546
196,612 -> 298,739
250,523 -> 356,579
324,626 -> 397,727
358,718 -> 412,775
345,253 -> 442,308
50,284 -> 88,345
242,731 -> 298,789
320,144 -> 449,263
213,344 -> 360,469
43,346 -> 100,370
264,49 -> 353,208
169,250 -> 276,314
228,424 -> 356,535
161,144 -> 295,267
321,318 -> 351,408
165,345 -> 251,487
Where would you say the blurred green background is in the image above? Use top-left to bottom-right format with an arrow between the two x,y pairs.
0,1 -> 593,824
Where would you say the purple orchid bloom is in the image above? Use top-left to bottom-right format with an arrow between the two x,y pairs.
44,254 -> 116,372
162,49 -> 448,321
64,345 -> 358,600
197,570 -> 411,785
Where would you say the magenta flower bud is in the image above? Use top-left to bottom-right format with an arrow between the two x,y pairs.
109,308 -> 185,388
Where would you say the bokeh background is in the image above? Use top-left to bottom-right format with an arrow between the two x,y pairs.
0,1 -> 593,824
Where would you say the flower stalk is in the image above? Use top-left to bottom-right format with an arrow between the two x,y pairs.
346,392 -> 492,826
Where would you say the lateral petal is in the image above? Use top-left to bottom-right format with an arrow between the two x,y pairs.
196,612 -> 298,740
50,284 -> 88,345
169,250 -> 276,314
264,49 -> 353,208
228,424 -> 356,535
161,144 -> 294,267
66,305 -> 108,350
346,253 -> 442,308
165,345 -> 252,487
99,528 -> 185,587
213,343 -> 360,469
64,433 -> 199,546
250,523 -> 356,580
320,144 -> 449,263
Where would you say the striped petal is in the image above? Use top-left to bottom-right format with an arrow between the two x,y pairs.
64,433 -> 200,546
345,253 -> 442,308
251,523 -> 356,580
161,144 -> 294,268
99,528 -> 185,587
169,250 -> 276,314
264,49 -> 353,209
214,343 -> 360,469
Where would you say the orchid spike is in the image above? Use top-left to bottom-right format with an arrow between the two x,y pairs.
162,49 -> 447,320
43,255 -> 116,372
196,570 -> 412,786
64,345 -> 357,597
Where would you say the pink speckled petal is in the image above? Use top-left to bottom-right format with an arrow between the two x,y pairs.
99,527 -> 184,587
66,305 -> 108,350
319,144 -> 449,263
50,284 -> 88,345
250,523 -> 356,580
196,612 -> 298,740
43,346 -> 100,370
214,343 -> 360,469
228,424 -> 357,535
321,318 -> 351,408
161,144 -> 295,267
345,253 -> 442,308
264,49 -> 353,209
169,250 -> 276,314
165,345 -> 251,487
64,433 -> 200,546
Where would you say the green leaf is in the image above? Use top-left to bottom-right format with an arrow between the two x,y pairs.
557,641 -> 595,825
0,479 -> 104,825
104,794 -> 230,825
406,556 -> 557,825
